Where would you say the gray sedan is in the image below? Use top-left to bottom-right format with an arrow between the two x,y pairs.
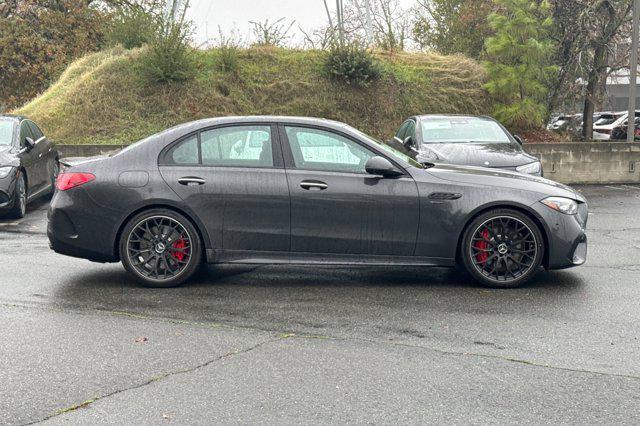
48,116 -> 587,288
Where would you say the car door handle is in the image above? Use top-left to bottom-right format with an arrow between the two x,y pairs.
300,180 -> 328,190
178,177 -> 206,186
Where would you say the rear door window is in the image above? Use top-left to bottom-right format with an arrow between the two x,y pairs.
200,125 -> 273,167
166,135 -> 199,165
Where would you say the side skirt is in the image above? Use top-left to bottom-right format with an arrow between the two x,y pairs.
206,249 -> 455,267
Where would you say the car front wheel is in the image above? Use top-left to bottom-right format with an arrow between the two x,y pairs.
461,209 -> 544,288
119,209 -> 202,288
4,174 -> 27,219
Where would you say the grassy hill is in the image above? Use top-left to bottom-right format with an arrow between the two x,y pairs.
15,46 -> 490,145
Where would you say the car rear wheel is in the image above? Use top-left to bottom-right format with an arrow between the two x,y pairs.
5,174 -> 27,219
48,160 -> 59,197
119,209 -> 202,288
461,209 -> 544,288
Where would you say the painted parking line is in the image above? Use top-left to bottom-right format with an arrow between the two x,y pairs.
604,185 -> 628,191
0,221 -> 21,227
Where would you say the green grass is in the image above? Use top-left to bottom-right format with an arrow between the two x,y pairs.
15,46 -> 490,145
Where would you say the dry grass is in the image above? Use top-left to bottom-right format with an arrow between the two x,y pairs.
14,46 -> 490,145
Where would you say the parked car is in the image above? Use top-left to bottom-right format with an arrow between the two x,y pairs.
391,115 -> 542,176
0,115 -> 59,219
610,117 -> 640,140
48,116 -> 588,289
547,114 -> 575,132
548,113 -> 584,138
592,111 -> 631,140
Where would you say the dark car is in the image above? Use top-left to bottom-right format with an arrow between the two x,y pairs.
610,117 -> 640,140
0,115 -> 59,218
48,116 -> 587,289
391,115 -> 542,176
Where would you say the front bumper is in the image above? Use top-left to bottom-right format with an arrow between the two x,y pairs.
0,174 -> 17,212
532,201 -> 588,269
592,131 -> 611,140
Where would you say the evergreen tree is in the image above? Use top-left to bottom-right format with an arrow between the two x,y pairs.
484,0 -> 556,131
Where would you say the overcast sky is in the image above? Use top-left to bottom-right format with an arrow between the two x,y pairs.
185,0 -> 416,47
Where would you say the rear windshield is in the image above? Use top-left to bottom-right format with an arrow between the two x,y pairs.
420,117 -> 511,144
0,118 -> 14,146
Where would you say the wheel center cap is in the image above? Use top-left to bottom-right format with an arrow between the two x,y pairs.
155,242 -> 166,254
497,243 -> 509,255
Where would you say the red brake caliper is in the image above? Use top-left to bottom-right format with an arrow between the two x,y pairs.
171,238 -> 188,262
474,229 -> 490,265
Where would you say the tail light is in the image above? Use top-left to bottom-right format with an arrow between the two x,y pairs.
56,172 -> 95,191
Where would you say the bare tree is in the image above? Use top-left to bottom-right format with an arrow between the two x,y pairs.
548,0 -> 632,139
349,0 -> 410,50
249,17 -> 295,47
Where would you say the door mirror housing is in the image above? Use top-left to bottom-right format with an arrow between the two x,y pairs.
513,135 -> 524,145
365,156 -> 403,177
24,137 -> 36,150
403,136 -> 414,148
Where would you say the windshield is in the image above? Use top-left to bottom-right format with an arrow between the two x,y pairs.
594,114 -> 623,126
350,128 -> 424,169
420,117 -> 511,144
0,119 -> 14,146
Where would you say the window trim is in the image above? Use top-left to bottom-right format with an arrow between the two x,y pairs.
158,123 -> 284,169
278,123 -> 409,176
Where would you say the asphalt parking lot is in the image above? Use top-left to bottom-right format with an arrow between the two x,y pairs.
1,184 -> 640,424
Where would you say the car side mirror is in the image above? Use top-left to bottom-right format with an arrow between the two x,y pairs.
24,137 -> 36,150
513,135 -> 524,145
365,156 -> 403,178
403,136 -> 414,148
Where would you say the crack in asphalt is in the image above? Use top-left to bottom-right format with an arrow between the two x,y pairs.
3,298 -> 640,425
27,337 -> 280,425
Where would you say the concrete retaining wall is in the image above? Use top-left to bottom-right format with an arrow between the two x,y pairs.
525,142 -> 640,185
57,142 -> 640,185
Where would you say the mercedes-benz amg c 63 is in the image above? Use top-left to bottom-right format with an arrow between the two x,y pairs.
48,117 -> 588,288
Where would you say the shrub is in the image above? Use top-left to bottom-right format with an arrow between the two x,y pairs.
140,5 -> 196,83
107,7 -> 155,49
324,43 -> 381,87
217,46 -> 239,73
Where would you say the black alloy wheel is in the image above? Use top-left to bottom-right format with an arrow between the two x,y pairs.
120,209 -> 202,287
5,173 -> 27,219
461,209 -> 544,288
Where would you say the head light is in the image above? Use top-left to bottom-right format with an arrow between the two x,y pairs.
0,166 -> 14,179
541,196 -> 578,215
516,161 -> 541,175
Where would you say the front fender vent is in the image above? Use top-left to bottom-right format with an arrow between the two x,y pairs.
428,192 -> 462,201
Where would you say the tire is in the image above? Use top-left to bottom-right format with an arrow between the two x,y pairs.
47,159 -> 59,198
119,209 -> 202,288
4,173 -> 27,219
460,208 -> 544,288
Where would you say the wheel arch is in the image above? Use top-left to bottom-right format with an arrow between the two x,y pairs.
455,202 -> 550,269
113,202 -> 211,262
18,166 -> 28,189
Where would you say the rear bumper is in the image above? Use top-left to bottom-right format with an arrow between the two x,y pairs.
47,188 -> 119,263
